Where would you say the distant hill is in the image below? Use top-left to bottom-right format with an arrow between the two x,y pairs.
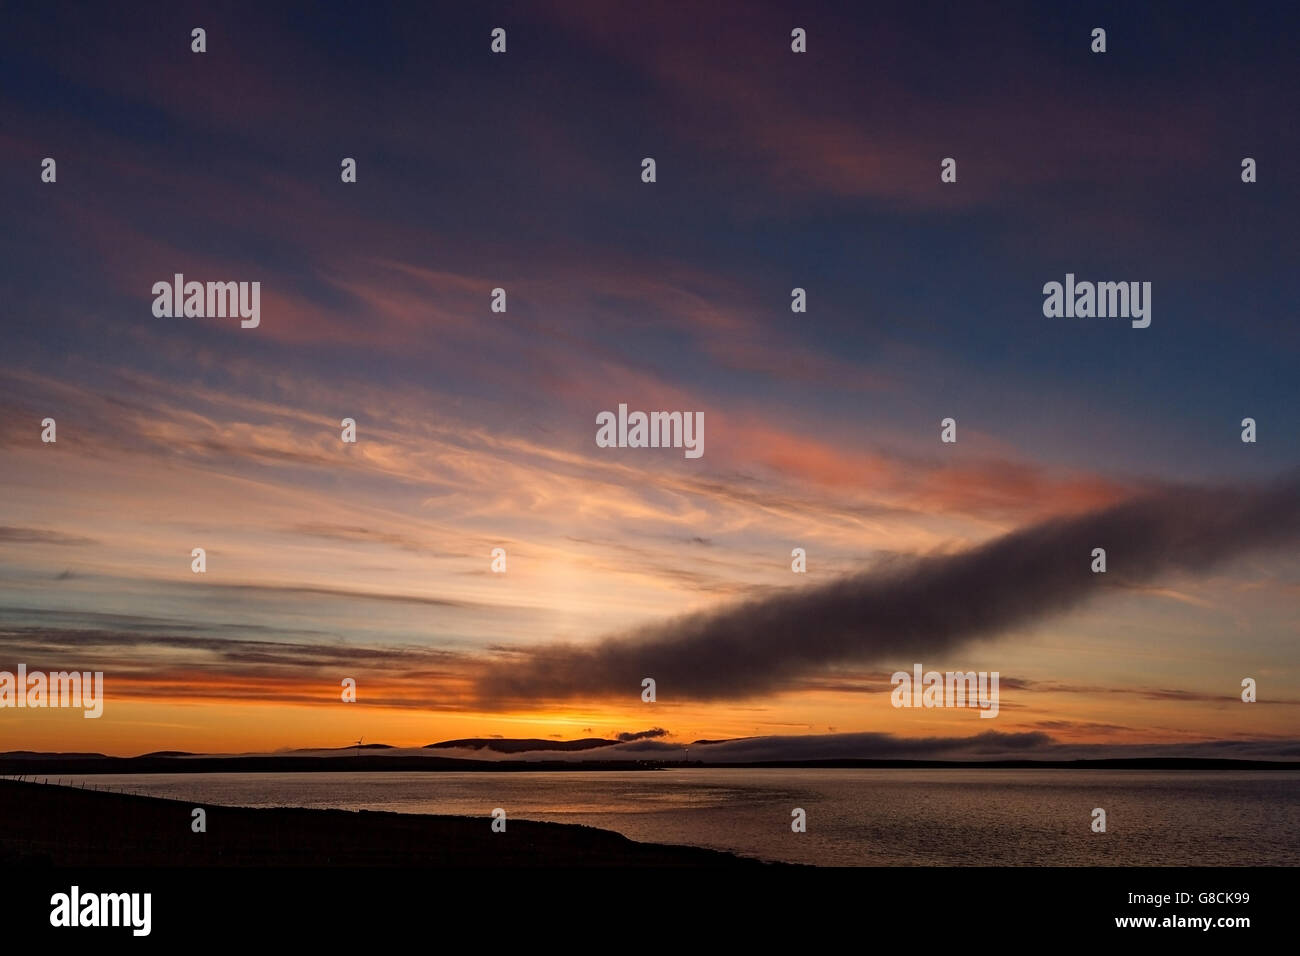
0,752 -> 668,774
0,751 -> 108,760
426,737 -> 618,753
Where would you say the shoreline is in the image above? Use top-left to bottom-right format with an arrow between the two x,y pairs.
0,779 -> 763,867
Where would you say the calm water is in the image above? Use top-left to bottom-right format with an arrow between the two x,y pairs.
59,768 -> 1300,866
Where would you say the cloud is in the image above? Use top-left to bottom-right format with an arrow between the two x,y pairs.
615,728 -> 669,742
0,527 -> 98,547
0,624 -> 482,711
482,730 -> 1300,763
677,731 -> 1300,763
287,523 -> 434,553
204,581 -> 473,610
477,471 -> 1300,703
687,731 -> 1054,762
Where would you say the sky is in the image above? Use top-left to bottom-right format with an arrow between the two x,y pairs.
1,1 -> 1297,757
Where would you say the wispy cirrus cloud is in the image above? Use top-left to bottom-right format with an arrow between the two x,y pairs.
0,527 -> 99,547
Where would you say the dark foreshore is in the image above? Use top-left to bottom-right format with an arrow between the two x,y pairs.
0,779 -> 759,867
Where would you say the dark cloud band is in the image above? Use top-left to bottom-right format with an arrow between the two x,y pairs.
477,471 -> 1300,702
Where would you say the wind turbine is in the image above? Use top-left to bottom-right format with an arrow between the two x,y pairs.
354,736 -> 364,757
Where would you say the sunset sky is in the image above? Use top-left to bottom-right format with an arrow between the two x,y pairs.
1,1 -> 1297,757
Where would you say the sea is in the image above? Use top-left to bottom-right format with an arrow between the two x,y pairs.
58,768 -> 1300,866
